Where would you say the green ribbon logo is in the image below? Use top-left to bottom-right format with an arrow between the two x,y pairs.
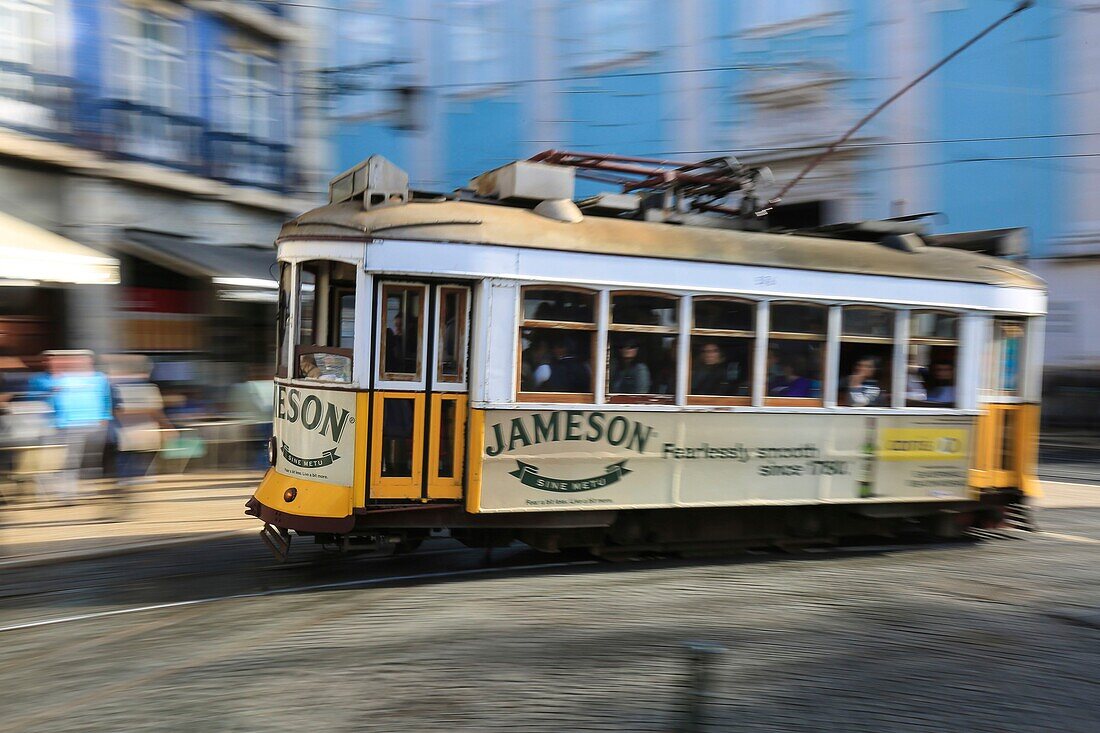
509,460 -> 631,493
281,444 -> 341,469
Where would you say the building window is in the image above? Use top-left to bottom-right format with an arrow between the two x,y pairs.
451,0 -> 501,88
334,3 -> 399,117
519,287 -> 595,398
766,301 -> 825,404
907,311 -> 960,406
689,298 -> 754,403
0,0 -> 61,130
607,292 -> 677,402
218,50 -> 280,141
579,0 -> 647,68
839,306 -> 894,408
110,4 -> 188,112
0,0 -> 57,70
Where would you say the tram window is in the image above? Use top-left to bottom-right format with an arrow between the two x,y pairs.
689,298 -> 754,400
766,302 -> 825,402
276,263 -> 291,377
610,293 -> 678,327
297,265 -> 316,347
437,287 -> 468,383
437,399 -> 457,478
770,302 -> 827,335
523,288 -> 595,323
295,261 -> 354,382
380,284 -> 424,381
608,292 -> 678,401
381,397 -> 414,477
694,299 -> 753,332
839,307 -> 894,407
520,328 -> 593,393
987,318 -> 1025,396
906,310 -> 959,407
519,286 -> 596,398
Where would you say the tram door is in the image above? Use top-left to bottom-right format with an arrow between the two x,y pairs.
370,281 -> 470,501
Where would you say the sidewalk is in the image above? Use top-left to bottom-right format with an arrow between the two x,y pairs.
0,471 -> 263,568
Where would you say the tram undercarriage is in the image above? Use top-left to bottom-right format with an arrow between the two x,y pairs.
247,490 -> 1026,562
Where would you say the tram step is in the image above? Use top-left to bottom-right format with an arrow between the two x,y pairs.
1004,503 -> 1037,532
260,523 -> 292,562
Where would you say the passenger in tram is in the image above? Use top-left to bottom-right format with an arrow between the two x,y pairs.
690,341 -> 739,395
610,338 -> 651,394
539,335 -> 590,393
521,335 -> 551,391
925,360 -> 957,404
905,364 -> 928,402
767,351 -> 815,398
385,314 -> 417,375
843,356 -> 886,407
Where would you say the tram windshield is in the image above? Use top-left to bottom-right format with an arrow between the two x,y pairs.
291,260 -> 356,382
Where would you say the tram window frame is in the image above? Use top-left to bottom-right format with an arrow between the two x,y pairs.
378,282 -> 427,384
985,317 -> 1026,399
905,310 -> 960,407
687,297 -> 755,405
435,285 -> 470,387
293,260 -> 356,383
276,262 -> 291,378
838,306 -> 895,408
607,290 -> 679,404
517,285 -> 597,402
765,301 -> 826,407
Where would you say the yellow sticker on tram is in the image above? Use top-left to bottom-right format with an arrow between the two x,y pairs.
878,428 -> 969,461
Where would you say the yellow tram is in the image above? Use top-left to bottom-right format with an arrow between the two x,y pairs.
246,154 -> 1044,559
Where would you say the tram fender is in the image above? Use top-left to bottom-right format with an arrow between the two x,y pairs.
246,496 -> 355,534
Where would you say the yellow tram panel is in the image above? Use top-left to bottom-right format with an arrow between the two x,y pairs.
254,469 -> 354,520
369,391 -> 426,500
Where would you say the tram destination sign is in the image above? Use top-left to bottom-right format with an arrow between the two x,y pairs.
478,410 -> 974,513
275,385 -> 357,486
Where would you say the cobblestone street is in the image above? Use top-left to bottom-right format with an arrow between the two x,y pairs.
2,483 -> 1099,732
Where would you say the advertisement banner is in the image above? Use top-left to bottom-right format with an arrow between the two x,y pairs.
274,384 -> 357,486
478,410 -> 973,512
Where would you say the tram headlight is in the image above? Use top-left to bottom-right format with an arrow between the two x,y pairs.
283,487 -> 298,503
268,436 -> 278,467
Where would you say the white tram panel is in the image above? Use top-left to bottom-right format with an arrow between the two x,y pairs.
478,410 -> 973,513
358,237 -> 1046,316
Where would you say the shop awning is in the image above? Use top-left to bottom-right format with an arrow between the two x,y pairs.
120,230 -> 278,302
0,211 -> 119,285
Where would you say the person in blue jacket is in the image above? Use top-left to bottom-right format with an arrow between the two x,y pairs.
29,351 -> 111,503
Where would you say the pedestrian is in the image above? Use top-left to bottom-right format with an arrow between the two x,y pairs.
29,351 -> 112,504
107,355 -> 170,520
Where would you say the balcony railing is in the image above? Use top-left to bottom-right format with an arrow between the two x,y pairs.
0,60 -> 75,140
91,99 -> 296,193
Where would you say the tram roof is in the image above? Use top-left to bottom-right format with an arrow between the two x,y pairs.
278,199 -> 1044,290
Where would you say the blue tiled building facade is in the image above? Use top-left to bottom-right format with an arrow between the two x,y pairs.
2,0 -> 296,193
327,1 -> 1100,407
0,0 -> 323,366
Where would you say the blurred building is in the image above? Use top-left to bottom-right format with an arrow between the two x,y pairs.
0,0 -> 327,386
325,0 -> 1095,424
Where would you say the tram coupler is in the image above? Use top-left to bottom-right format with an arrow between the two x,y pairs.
260,523 -> 292,562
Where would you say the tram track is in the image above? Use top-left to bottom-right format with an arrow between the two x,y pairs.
0,555 -> 598,635
9,527 -> 1091,637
